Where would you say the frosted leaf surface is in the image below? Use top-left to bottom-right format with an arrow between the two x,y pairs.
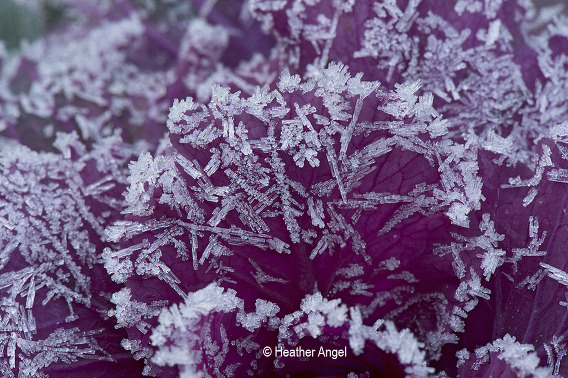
149,285 -> 434,376
103,61 -> 494,375
3,0 -> 567,376
0,134 -> 141,376
108,32 -> 568,372
457,334 -> 552,377
0,1 -> 262,151
150,283 -> 244,376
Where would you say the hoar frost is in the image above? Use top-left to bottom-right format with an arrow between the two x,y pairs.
1,0 -> 568,377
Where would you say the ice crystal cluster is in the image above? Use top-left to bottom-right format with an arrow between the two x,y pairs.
0,0 -> 568,376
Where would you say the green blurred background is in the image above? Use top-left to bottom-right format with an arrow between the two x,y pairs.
0,0 -> 42,50
0,0 -> 68,51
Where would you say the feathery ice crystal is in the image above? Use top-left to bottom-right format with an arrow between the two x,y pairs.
1,0 -> 568,376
